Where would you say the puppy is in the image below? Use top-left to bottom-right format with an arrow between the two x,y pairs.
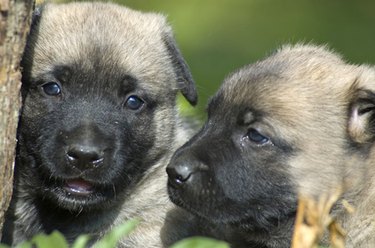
166,44 -> 375,247
2,2 -> 197,247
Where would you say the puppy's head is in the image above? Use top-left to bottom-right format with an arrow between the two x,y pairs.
18,2 -> 196,211
167,44 -> 375,231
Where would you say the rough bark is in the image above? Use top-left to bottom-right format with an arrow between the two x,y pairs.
0,0 -> 33,238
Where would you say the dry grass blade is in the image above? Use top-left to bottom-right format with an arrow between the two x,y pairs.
291,189 -> 347,248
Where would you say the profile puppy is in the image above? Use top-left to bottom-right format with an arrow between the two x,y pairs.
2,2 -> 197,247
166,44 -> 375,247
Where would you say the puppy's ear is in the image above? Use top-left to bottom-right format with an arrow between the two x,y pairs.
348,84 -> 375,144
163,32 -> 198,106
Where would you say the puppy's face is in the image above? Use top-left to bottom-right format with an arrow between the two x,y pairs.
18,3 -> 196,211
167,45 -> 374,231
168,74 -> 300,230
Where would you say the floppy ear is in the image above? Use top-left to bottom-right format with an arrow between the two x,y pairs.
348,88 -> 375,144
163,32 -> 198,106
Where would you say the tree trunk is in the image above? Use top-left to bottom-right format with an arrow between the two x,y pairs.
0,0 -> 33,238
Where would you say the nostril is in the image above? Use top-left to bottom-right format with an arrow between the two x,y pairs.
175,174 -> 188,184
67,150 -> 79,161
68,150 -> 100,162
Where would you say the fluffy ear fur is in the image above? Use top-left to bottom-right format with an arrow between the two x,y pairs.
163,32 -> 198,106
348,76 -> 375,144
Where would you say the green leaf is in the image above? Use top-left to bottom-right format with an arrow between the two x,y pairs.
0,244 -> 11,248
170,237 -> 230,248
72,234 -> 91,248
15,241 -> 32,248
31,231 -> 68,248
94,219 -> 139,248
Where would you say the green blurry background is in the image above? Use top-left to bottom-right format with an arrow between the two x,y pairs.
59,0 -> 375,121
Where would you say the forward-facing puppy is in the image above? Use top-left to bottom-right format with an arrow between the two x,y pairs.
2,2 -> 197,247
166,44 -> 375,247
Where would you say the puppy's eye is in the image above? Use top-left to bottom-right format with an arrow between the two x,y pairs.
42,82 -> 61,96
247,128 -> 270,145
125,95 -> 144,110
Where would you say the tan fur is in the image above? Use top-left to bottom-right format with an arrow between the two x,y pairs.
27,2 -> 177,92
4,2 -> 196,247
221,44 -> 375,247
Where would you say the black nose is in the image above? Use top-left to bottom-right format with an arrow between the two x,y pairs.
166,164 -> 193,187
167,154 -> 207,188
63,123 -> 110,171
67,144 -> 104,170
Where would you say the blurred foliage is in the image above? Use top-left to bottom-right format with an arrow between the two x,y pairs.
51,0 -> 375,120
0,220 -> 229,248
0,219 -> 138,248
112,0 -> 375,121
170,237 -> 229,248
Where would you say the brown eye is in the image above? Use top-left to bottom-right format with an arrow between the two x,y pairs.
42,82 -> 61,96
247,128 -> 270,145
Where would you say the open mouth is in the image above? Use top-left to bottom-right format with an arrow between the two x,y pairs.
41,175 -> 116,210
63,178 -> 95,196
